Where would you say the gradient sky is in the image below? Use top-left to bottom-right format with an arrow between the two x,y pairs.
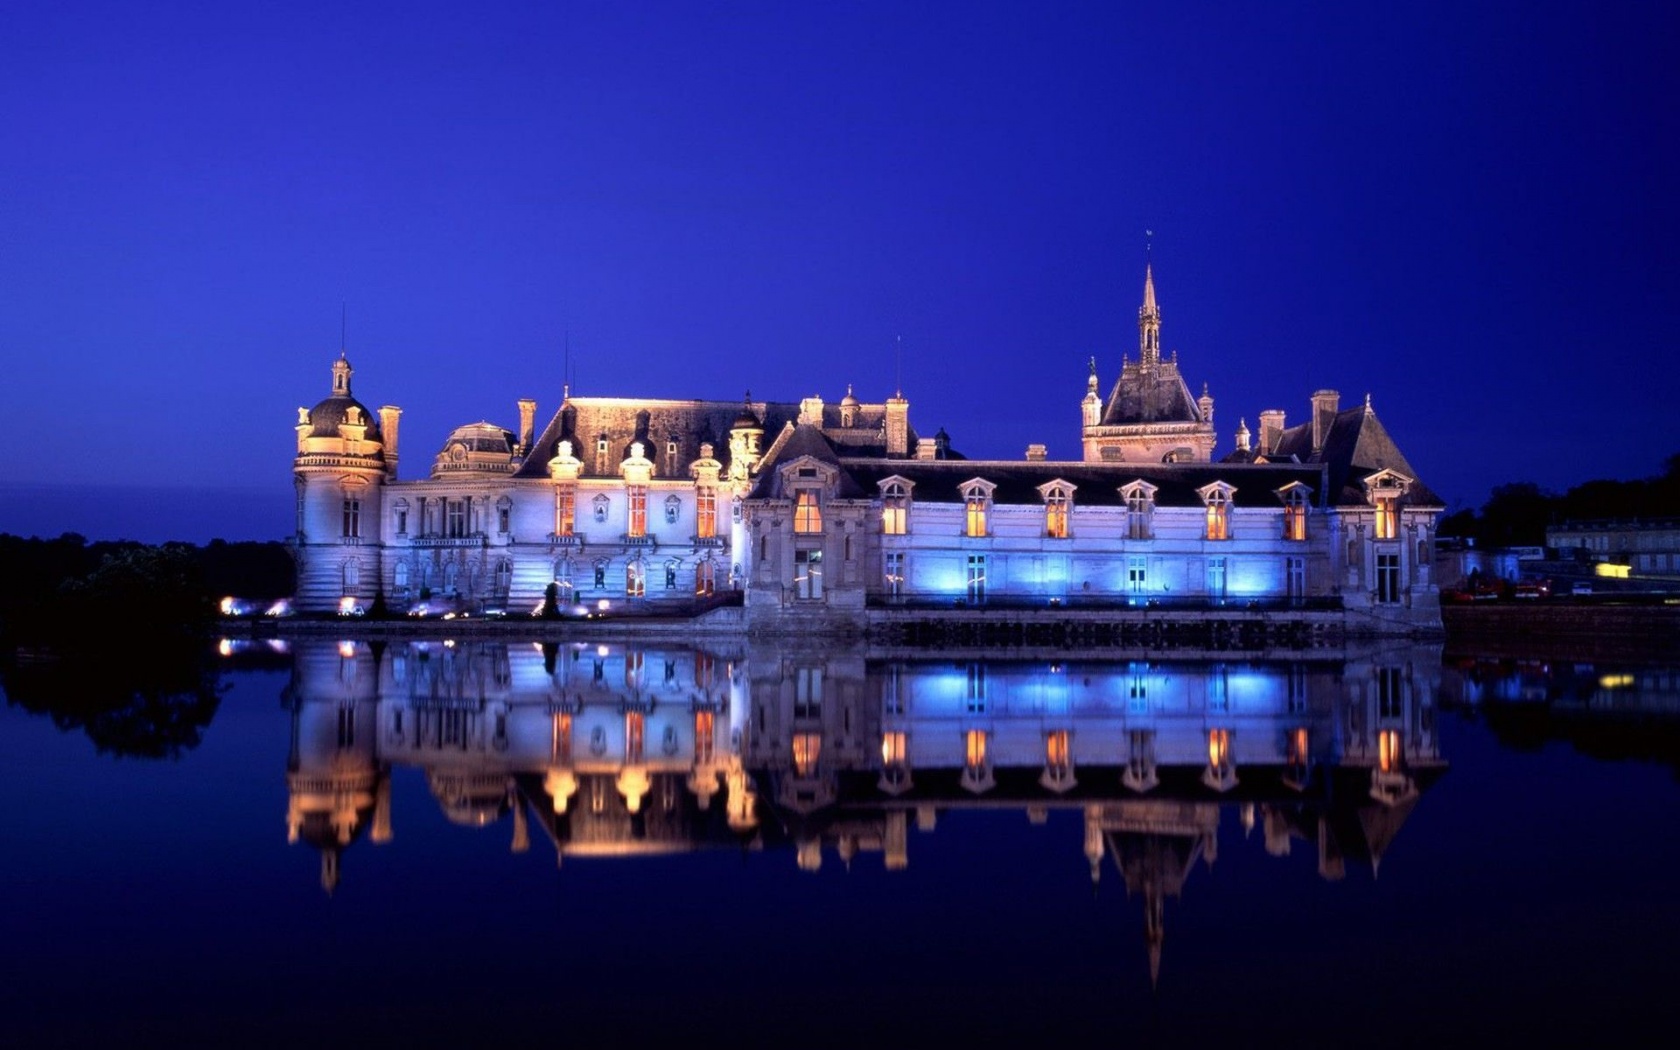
2,1 -> 1676,543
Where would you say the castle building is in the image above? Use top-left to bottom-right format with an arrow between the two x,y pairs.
291,266 -> 1443,634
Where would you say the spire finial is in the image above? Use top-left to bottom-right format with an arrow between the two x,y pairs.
340,301 -> 347,357
895,334 -> 903,398
563,327 -> 571,400
1365,392 -> 1373,410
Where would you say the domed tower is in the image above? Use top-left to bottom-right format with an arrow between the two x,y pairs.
292,354 -> 394,612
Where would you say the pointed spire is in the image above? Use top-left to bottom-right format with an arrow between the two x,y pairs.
1137,261 -> 1162,367
1142,263 -> 1157,315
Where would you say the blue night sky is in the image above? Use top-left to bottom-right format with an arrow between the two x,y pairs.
2,1 -> 1676,543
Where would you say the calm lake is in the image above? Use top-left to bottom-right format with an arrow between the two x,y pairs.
4,633 -> 1677,1047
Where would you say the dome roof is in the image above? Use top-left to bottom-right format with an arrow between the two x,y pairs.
305,394 -> 382,440
431,422 -> 518,476
439,421 -> 517,454
840,385 -> 860,408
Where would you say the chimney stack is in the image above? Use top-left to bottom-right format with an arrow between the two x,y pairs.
1026,443 -> 1048,461
1311,390 -> 1340,453
1257,410 -> 1285,456
517,399 -> 537,454
378,405 -> 402,478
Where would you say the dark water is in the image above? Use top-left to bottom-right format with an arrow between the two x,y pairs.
4,635 -> 1678,1047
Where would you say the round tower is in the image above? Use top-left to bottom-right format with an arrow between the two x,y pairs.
293,354 -> 389,613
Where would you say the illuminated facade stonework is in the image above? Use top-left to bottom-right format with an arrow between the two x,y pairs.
290,267 -> 1443,635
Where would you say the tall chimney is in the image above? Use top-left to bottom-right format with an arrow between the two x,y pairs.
1257,410 -> 1285,456
885,395 -> 910,457
517,399 -> 536,454
378,405 -> 402,478
1311,390 -> 1340,453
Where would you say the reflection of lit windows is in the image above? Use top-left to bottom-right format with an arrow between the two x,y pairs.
1376,553 -> 1401,603
1377,666 -> 1403,717
1377,729 -> 1402,773
965,729 -> 988,770
695,486 -> 717,538
965,663 -> 986,711
883,664 -> 904,715
1043,729 -> 1072,788
1207,728 -> 1231,771
1283,488 -> 1308,540
792,733 -> 821,777
794,490 -> 823,534
882,730 -> 906,765
627,486 -> 648,538
693,710 -> 715,765
1288,727 -> 1310,767
881,481 -> 908,535
795,667 -> 823,720
625,711 -> 645,762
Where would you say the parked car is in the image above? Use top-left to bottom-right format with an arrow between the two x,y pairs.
1512,579 -> 1552,599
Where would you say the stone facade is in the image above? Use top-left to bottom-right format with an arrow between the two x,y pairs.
291,266 -> 1444,635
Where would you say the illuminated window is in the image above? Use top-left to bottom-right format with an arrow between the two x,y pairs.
341,498 -> 361,538
627,486 -> 648,538
1044,487 -> 1069,539
964,485 -> 990,537
881,481 -> 908,535
555,486 -> 576,536
1283,488 -> 1308,541
1204,488 -> 1230,541
1377,729 -> 1402,774
695,486 -> 717,538
695,558 -> 716,597
626,561 -> 645,597
794,490 -> 823,534
1375,495 -> 1398,540
792,733 -> 821,777
1123,484 -> 1154,540
881,731 -> 906,765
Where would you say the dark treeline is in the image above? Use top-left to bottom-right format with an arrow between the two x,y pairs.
0,535 -> 292,759
1438,454 -> 1680,548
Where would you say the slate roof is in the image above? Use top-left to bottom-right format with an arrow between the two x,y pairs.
1099,360 -> 1206,427
304,394 -> 383,442
1258,404 -> 1443,508
511,396 -> 922,480
835,458 -> 1329,508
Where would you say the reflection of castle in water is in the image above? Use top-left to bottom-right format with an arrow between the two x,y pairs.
282,637 -> 1444,981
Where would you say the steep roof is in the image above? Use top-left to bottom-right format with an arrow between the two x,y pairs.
1099,360 -> 1206,427
1267,403 -> 1443,508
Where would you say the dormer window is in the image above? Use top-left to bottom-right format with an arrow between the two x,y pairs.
1362,470 -> 1412,541
961,480 -> 994,538
1039,481 -> 1073,539
793,490 -> 823,534
1280,486 -> 1310,541
1122,481 -> 1156,540
1375,494 -> 1398,540
1199,483 -> 1234,541
881,480 -> 910,535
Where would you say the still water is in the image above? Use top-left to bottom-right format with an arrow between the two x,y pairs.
4,635 -> 1678,1046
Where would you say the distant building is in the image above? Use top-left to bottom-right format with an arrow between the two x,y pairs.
290,266 -> 1444,634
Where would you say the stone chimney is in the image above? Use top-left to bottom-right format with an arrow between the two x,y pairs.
517,399 -> 536,454
378,405 -> 402,478
885,395 -> 910,457
1026,443 -> 1048,461
1311,390 -> 1340,453
915,438 -> 939,460
1257,410 -> 1285,456
799,395 -> 824,426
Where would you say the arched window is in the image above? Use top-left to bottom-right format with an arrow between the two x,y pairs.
1043,486 -> 1070,539
793,490 -> 823,534
1203,488 -> 1231,541
962,483 -> 991,538
881,481 -> 908,535
1123,482 -> 1155,541
1282,487 -> 1309,541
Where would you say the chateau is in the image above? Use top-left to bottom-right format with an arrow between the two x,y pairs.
291,266 -> 1444,635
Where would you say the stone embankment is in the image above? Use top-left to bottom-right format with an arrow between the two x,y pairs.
1442,602 -> 1680,661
